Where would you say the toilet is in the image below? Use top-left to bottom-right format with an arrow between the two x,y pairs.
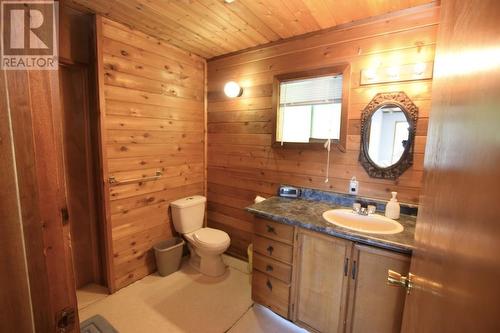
170,195 -> 230,277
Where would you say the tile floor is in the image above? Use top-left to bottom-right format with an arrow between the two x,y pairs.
76,283 -> 108,311
77,255 -> 307,333
229,304 -> 308,333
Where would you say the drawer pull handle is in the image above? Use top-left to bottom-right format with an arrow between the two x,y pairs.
266,264 -> 273,272
266,225 -> 276,234
266,279 -> 273,291
267,245 -> 274,255
344,258 -> 349,277
352,260 -> 357,280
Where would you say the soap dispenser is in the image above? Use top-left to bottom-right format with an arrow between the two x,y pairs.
385,192 -> 400,219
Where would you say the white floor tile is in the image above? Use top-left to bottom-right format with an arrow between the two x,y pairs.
228,304 -> 309,333
78,256 -> 306,333
79,259 -> 251,333
76,283 -> 109,311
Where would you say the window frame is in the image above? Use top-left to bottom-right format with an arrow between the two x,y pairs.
272,64 -> 350,151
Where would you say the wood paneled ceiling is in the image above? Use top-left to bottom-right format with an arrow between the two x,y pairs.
68,0 -> 435,59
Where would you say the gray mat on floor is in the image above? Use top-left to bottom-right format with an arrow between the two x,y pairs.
80,315 -> 118,333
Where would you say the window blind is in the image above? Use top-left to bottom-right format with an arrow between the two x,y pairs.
280,75 -> 343,107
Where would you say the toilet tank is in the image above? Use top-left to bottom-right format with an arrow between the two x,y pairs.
170,195 -> 206,234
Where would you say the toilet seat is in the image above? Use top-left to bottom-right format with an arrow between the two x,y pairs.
192,228 -> 230,248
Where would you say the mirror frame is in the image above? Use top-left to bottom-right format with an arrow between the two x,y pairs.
359,91 -> 418,180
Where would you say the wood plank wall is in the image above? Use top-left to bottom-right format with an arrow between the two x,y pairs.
97,17 -> 206,290
207,5 -> 440,259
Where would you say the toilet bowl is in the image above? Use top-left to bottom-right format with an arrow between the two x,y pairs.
184,228 -> 230,276
170,196 -> 230,277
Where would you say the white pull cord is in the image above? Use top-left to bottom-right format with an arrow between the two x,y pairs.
324,138 -> 331,183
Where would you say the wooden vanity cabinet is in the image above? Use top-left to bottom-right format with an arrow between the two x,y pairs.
251,217 -> 411,332
293,229 -> 353,333
345,244 -> 410,333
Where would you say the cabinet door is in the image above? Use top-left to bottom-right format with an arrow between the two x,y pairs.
294,230 -> 352,333
346,245 -> 410,333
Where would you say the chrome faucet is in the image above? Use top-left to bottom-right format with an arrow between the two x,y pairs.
352,202 -> 376,215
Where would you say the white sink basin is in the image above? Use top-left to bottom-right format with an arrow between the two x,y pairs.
322,209 -> 403,234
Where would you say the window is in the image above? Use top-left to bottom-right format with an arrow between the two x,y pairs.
273,65 -> 349,149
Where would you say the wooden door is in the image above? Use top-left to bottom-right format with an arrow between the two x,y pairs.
401,1 -> 500,332
0,64 -> 37,333
0,3 -> 81,331
294,229 -> 352,333
2,68 -> 79,333
346,245 -> 410,333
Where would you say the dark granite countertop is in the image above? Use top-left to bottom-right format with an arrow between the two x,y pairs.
246,196 -> 416,254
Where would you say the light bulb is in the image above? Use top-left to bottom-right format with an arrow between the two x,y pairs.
387,67 -> 400,79
365,68 -> 377,81
414,62 -> 426,76
224,81 -> 242,98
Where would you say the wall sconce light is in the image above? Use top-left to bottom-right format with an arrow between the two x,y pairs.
360,62 -> 433,85
224,81 -> 243,98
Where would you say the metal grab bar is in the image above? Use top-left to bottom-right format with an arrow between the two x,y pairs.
108,171 -> 163,186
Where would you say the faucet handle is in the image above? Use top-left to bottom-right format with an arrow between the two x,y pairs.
367,205 -> 376,214
352,202 -> 361,213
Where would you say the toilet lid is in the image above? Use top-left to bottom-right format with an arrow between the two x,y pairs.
193,228 -> 229,246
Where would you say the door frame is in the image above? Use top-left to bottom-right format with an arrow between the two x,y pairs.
93,14 -> 116,292
57,5 -> 115,291
58,59 -> 110,289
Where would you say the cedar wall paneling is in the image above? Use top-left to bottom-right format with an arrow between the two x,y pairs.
98,18 -> 206,290
207,5 -> 439,259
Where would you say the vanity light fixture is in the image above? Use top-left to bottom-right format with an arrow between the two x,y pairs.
360,61 -> 433,85
224,0 -> 235,4
224,81 -> 243,98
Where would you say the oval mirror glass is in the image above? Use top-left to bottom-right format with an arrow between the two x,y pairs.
367,104 -> 409,168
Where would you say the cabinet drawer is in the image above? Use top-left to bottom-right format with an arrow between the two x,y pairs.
254,218 -> 294,245
253,252 -> 292,283
252,270 -> 290,318
253,235 -> 293,264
